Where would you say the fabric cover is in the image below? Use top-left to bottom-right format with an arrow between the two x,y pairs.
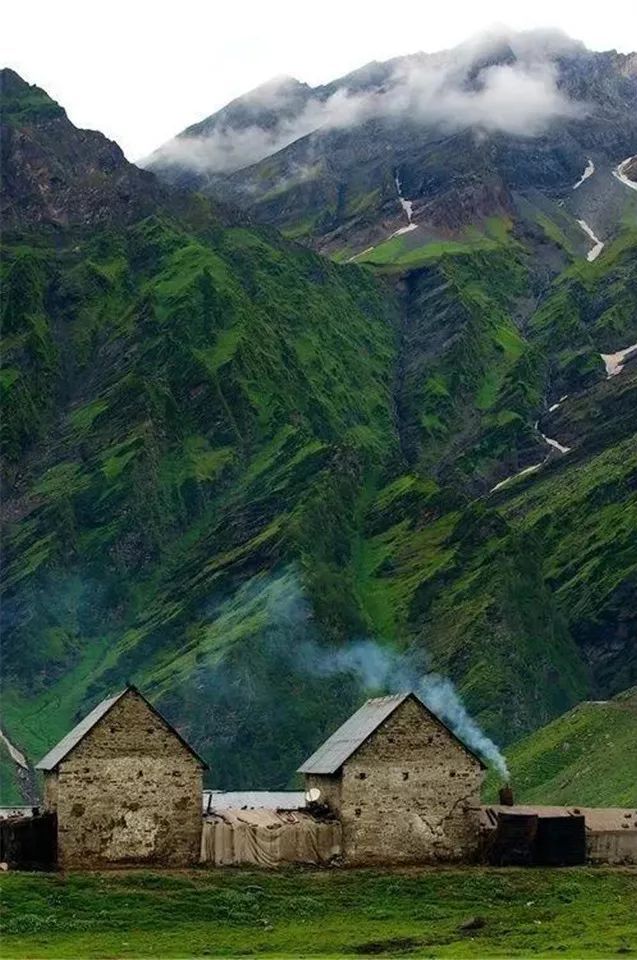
200,808 -> 341,866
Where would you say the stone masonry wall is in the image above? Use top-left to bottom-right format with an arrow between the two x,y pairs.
339,697 -> 484,864
43,770 -> 58,811
305,773 -> 342,814
51,690 -> 203,868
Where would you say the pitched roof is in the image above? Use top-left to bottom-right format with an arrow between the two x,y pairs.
35,686 -> 208,771
298,691 -> 487,774
298,693 -> 409,775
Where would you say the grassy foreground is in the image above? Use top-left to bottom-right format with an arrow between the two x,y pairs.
1,867 -> 636,959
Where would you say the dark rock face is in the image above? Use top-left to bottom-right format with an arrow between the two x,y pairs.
622,156 -> 637,182
1,69 -> 163,229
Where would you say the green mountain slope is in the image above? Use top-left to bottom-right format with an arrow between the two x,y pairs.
1,70 -> 636,803
499,687 -> 637,806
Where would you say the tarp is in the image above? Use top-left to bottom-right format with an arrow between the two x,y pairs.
200,808 -> 341,867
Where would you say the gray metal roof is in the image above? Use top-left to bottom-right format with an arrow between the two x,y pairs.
298,691 -> 487,774
203,791 -> 306,813
35,690 -> 127,771
298,693 -> 410,774
35,686 -> 208,771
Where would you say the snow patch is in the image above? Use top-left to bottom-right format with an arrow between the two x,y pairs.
491,412 -> 572,492
572,158 -> 594,190
389,223 -> 418,238
540,433 -> 571,455
534,419 -> 570,455
577,219 -> 604,261
394,171 -> 414,224
548,395 -> 568,412
348,245 -> 375,262
0,728 -> 27,769
490,462 -> 543,493
612,156 -> 637,193
600,342 -> 637,377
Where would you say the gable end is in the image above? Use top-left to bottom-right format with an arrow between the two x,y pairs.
36,686 -> 208,771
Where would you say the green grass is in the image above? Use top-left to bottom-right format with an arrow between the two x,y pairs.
1,867 -> 636,959
353,217 -> 513,270
530,229 -> 637,370
358,234 -> 499,269
493,687 -> 637,806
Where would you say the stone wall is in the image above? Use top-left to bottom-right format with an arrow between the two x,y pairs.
337,697 -> 483,864
587,831 -> 637,865
45,690 -> 203,868
305,773 -> 342,814
43,770 -> 58,811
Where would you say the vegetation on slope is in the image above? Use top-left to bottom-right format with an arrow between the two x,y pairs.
2,72 -> 636,803
0,214 -> 400,789
496,431 -> 637,695
530,230 -> 637,394
1,68 -> 65,124
500,687 -> 637,806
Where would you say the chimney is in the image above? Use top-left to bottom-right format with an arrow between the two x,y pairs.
499,784 -> 514,806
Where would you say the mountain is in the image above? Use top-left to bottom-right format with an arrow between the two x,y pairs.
493,687 -> 637,806
145,31 -> 637,258
1,69 -> 165,229
1,59 -> 636,804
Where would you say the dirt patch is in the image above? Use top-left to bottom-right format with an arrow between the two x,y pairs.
352,936 -> 424,955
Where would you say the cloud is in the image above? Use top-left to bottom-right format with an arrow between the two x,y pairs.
186,568 -> 509,779
146,29 -> 586,176
146,86 -> 374,174
394,60 -> 581,137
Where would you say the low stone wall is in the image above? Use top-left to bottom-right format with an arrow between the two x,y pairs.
588,830 -> 637,865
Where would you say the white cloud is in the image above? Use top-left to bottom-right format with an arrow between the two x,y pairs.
2,3 -> 634,159
145,85 -> 376,174
147,33 -> 586,176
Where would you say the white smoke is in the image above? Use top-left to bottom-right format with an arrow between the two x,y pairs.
306,638 -> 509,780
146,29 -> 586,176
235,569 -> 511,779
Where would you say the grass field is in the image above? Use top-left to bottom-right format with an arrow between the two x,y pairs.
499,688 -> 637,806
1,866 -> 636,959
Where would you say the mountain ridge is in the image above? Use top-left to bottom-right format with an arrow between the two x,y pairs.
1,63 -> 636,804
145,31 -> 637,258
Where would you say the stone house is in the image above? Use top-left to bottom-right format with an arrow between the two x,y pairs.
36,686 -> 206,868
298,692 -> 486,864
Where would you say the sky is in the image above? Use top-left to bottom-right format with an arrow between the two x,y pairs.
2,0 -> 637,161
